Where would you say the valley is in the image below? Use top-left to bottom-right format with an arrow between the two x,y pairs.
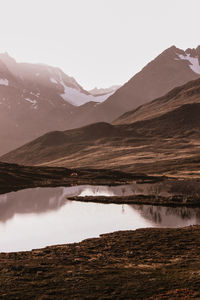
2,78 -> 200,179
1,44 -> 200,299
0,45 -> 200,156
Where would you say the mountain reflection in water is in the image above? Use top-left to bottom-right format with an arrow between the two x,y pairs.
0,185 -> 200,252
131,205 -> 200,227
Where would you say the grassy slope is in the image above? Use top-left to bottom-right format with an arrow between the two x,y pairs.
2,79 -> 200,178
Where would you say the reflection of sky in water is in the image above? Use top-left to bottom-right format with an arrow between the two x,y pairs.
0,185 -> 200,252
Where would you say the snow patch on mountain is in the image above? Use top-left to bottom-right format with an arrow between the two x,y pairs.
24,98 -> 38,109
50,77 -> 57,84
55,70 -> 113,106
30,92 -> 40,97
177,53 -> 200,74
60,86 -> 114,106
0,79 -> 9,86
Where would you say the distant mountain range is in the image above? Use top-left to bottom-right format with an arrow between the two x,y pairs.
2,77 -> 200,178
0,45 -> 200,156
0,52 -> 117,106
0,53 -> 118,155
89,85 -> 121,96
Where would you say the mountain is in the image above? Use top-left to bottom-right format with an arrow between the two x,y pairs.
114,78 -> 200,124
41,45 -> 200,134
2,78 -> 200,178
0,53 -> 114,155
79,45 -> 200,125
1,45 -> 200,156
0,52 -> 115,106
89,85 -> 120,96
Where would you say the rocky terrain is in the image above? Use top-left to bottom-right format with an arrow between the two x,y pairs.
0,226 -> 200,299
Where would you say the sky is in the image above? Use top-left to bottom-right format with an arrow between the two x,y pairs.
0,0 -> 199,90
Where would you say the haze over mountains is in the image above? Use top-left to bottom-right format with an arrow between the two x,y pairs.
2,77 -> 200,178
0,53 -> 117,155
0,45 -> 200,157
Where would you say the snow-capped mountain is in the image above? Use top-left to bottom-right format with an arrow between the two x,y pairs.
3,78 -> 200,172
0,53 -> 117,155
56,45 -> 200,131
175,47 -> 200,74
0,46 -> 200,156
0,52 -> 114,107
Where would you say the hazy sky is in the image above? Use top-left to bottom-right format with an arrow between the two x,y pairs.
0,0 -> 199,89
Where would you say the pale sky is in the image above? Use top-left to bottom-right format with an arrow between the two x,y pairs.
0,0 -> 199,90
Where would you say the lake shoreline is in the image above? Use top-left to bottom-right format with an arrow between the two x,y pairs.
1,162 -> 200,298
1,226 -> 200,299
0,162 -> 164,195
1,162 -> 200,208
68,194 -> 200,208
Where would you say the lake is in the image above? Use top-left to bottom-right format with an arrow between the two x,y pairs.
0,185 -> 200,252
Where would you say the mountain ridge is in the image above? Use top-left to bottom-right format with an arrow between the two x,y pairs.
0,53 -> 118,155
67,45 -> 200,127
114,77 -> 200,125
2,77 -> 200,178
1,45 -> 200,156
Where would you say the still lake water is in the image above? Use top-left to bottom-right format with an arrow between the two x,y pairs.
0,185 -> 200,252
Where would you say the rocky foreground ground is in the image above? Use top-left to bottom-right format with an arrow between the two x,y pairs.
0,226 -> 200,299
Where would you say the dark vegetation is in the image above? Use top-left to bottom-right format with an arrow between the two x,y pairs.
0,162 -> 163,195
0,226 -> 200,299
68,194 -> 200,208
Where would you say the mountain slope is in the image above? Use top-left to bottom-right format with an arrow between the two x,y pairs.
0,54 -> 115,155
2,78 -> 200,178
114,77 -> 200,125
0,52 -> 115,107
1,45 -> 200,156
2,103 -> 200,177
80,45 -> 200,125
